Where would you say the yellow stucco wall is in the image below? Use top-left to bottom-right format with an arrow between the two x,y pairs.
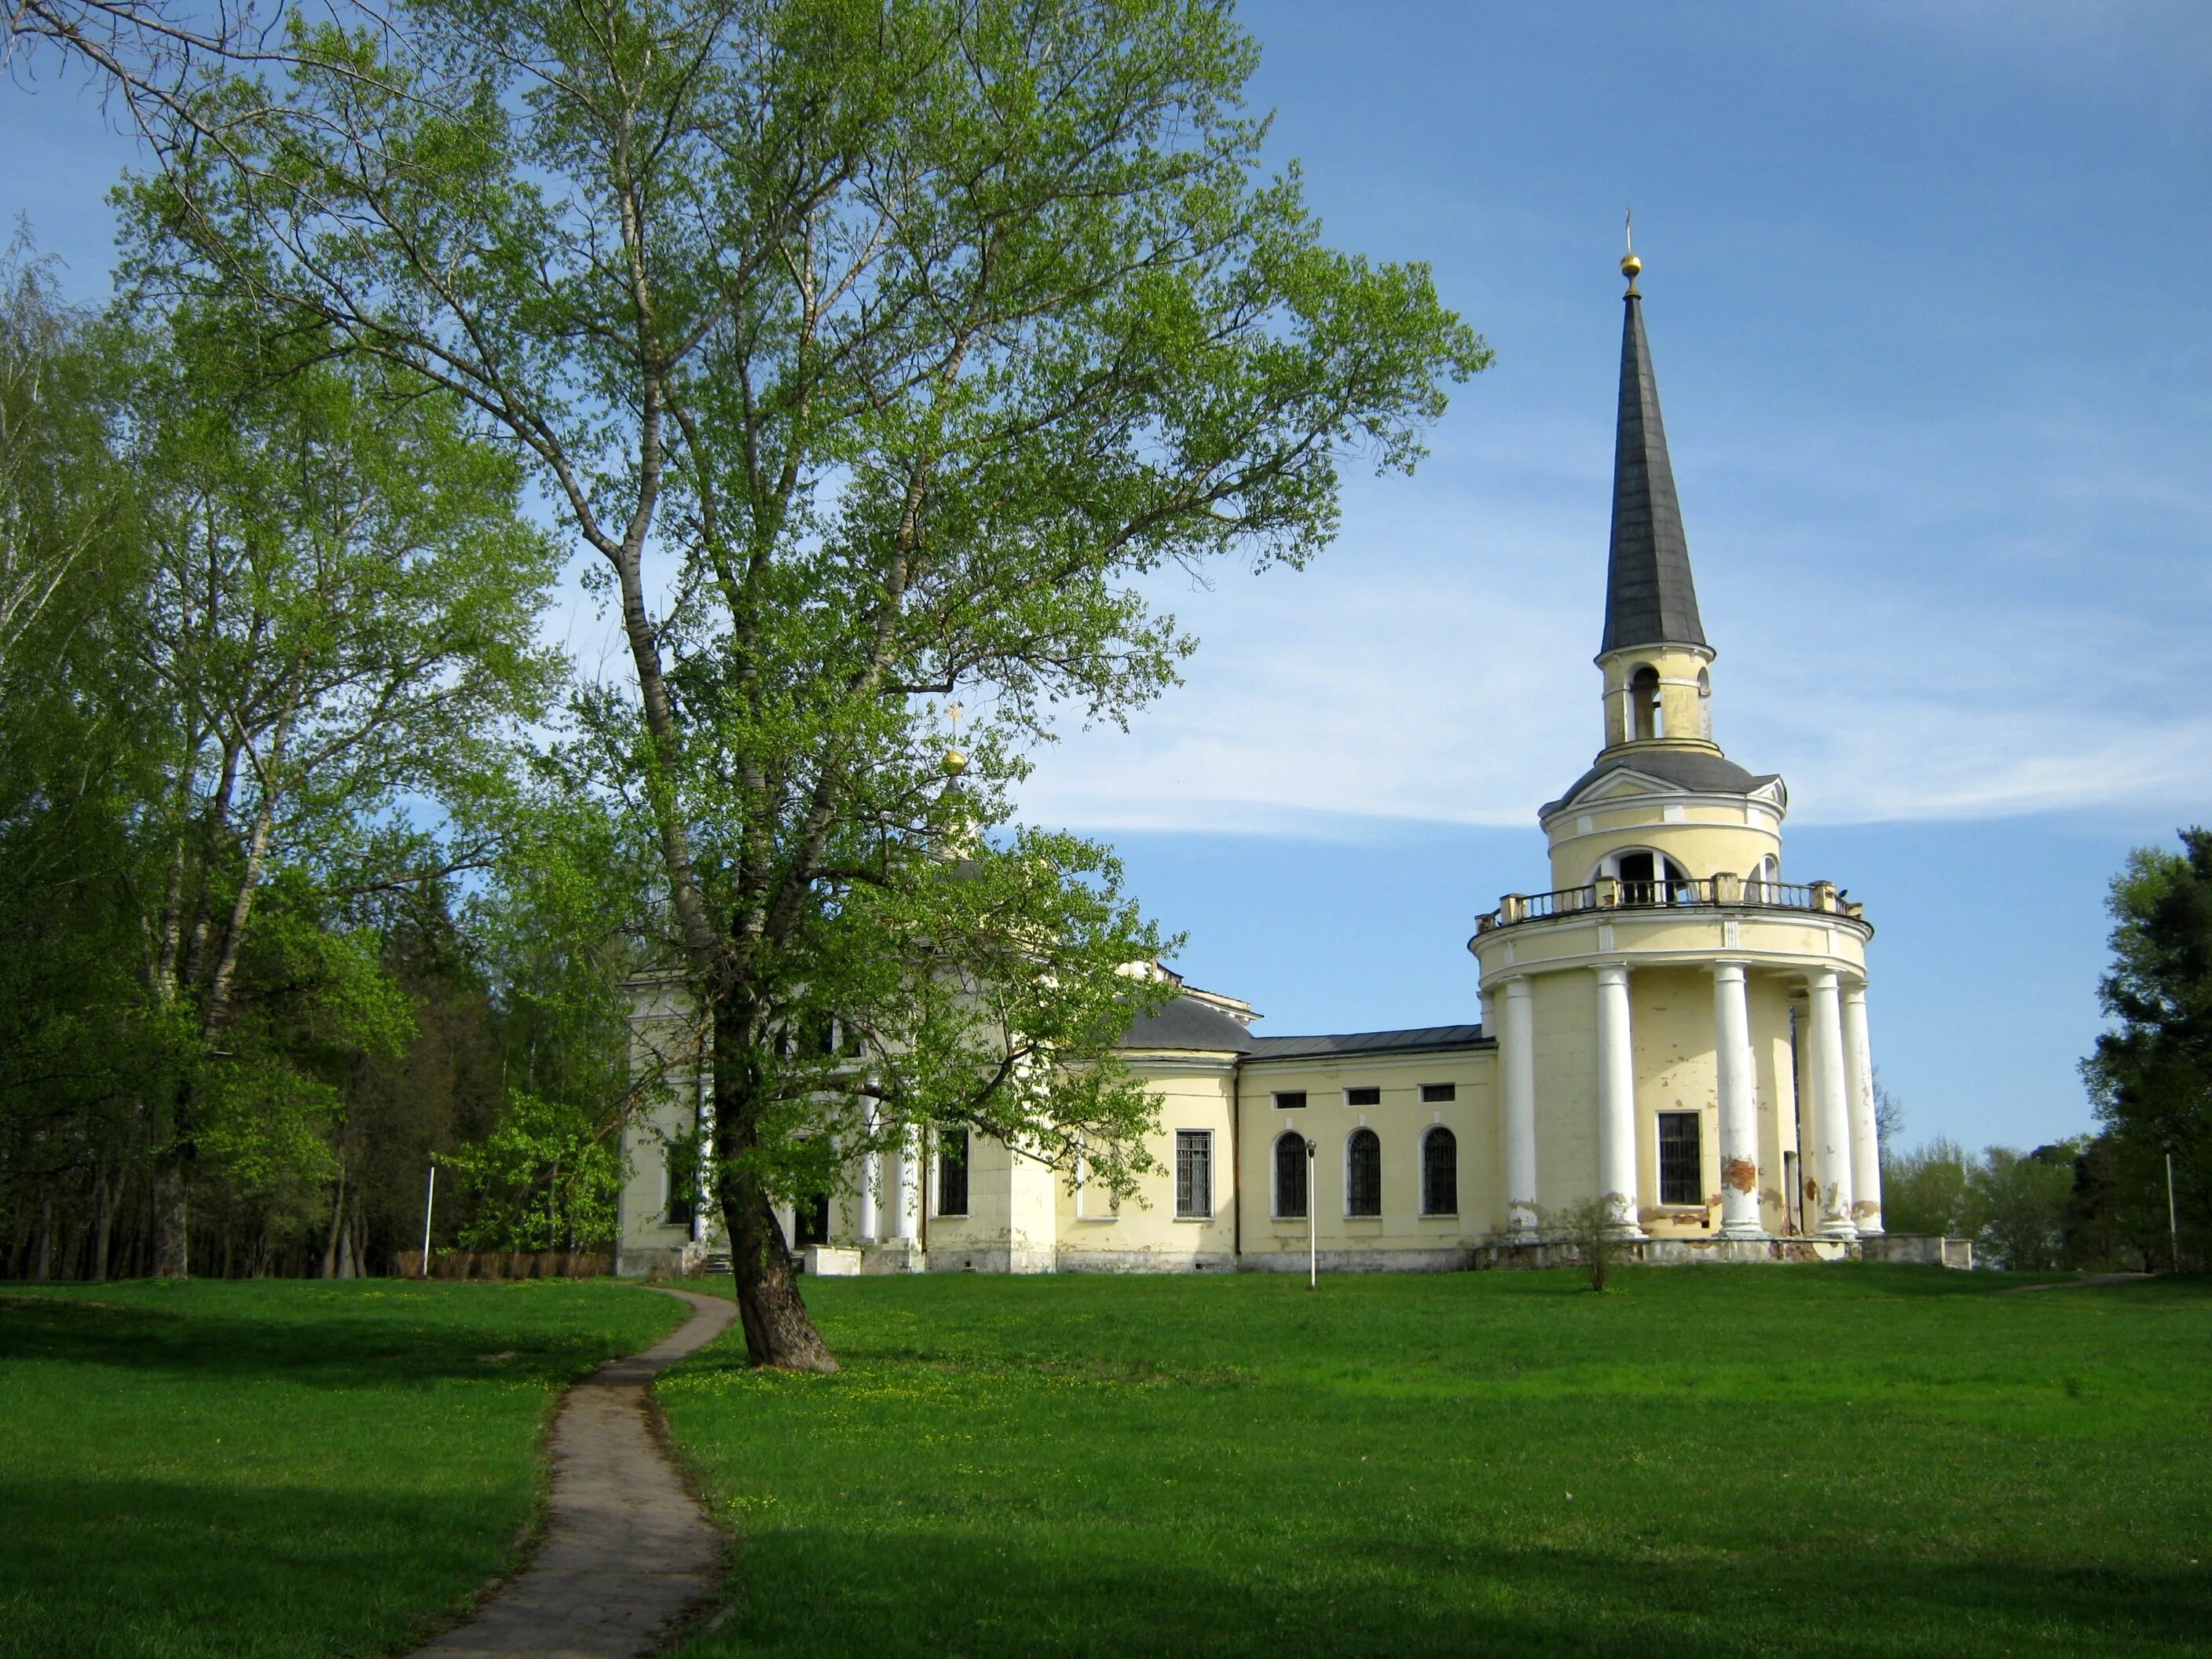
1054,1058 -> 1240,1266
1236,1049 -> 1498,1261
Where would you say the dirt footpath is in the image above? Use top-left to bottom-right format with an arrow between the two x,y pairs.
411,1287 -> 735,1659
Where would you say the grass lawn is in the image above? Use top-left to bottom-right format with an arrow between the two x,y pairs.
0,1278 -> 682,1659
658,1265 -> 2211,1659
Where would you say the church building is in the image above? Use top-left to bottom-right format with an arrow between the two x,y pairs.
617,253 -> 1946,1277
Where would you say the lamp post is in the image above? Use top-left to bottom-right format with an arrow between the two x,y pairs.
2168,1152 -> 2181,1273
1306,1137 -> 1318,1289
419,1160 -> 437,1279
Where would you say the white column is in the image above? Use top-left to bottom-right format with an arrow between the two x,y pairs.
889,1124 -> 918,1243
1805,969 -> 1858,1239
1595,963 -> 1644,1236
1500,977 -> 1539,1239
1712,961 -> 1762,1238
855,1097 -> 881,1243
692,1069 -> 713,1245
1843,981 -> 1883,1236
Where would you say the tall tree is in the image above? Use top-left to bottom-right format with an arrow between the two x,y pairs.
2082,829 -> 2212,1270
129,0 -> 1488,1364
0,235 -> 126,675
118,309 -> 559,1273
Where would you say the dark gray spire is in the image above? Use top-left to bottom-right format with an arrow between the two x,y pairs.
1602,278 -> 1707,655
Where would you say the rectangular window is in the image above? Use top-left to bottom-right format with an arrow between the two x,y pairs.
936,1128 -> 970,1217
1273,1090 -> 1306,1110
1346,1086 -> 1381,1107
1657,1111 -> 1701,1206
1174,1130 -> 1213,1219
1420,1082 -> 1456,1104
663,1161 -> 695,1229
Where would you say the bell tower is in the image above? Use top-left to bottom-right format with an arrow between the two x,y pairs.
1595,244 -> 1717,758
1470,244 -> 1885,1255
1543,251 -> 1781,898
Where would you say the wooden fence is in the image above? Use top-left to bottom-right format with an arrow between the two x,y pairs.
394,1250 -> 612,1280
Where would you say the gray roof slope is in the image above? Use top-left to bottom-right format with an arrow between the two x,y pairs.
1117,994 -> 1255,1053
1114,1002 -> 1490,1062
1246,1024 -> 1489,1062
1541,749 -> 1780,819
1602,287 -> 1707,655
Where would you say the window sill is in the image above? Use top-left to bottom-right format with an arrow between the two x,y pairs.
1173,1213 -> 1214,1223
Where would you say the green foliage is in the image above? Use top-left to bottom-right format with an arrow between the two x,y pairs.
445,1091 -> 625,1251
0,230 -> 129,674
2082,828 -> 2212,1269
114,2 -> 1485,1332
658,1270 -> 2212,1658
0,236 -> 567,1276
1883,1135 -> 2091,1269
0,1280 -> 681,1656
1881,1135 -> 1976,1239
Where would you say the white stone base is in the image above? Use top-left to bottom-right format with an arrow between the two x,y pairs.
1055,1249 -> 1238,1273
860,1241 -> 927,1274
925,1245 -> 1057,1274
802,1246 -> 865,1276
1471,1232 -> 1972,1270
1240,1247 -> 1478,1274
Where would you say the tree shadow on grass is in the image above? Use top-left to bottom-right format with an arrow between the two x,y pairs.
0,1281 -> 678,1391
0,1470 -> 527,1659
681,1524 -> 2211,1659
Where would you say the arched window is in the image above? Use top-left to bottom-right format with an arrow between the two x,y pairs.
1421,1126 -> 1458,1216
1273,1131 -> 1308,1219
1697,668 -> 1712,739
1606,848 -> 1694,906
1346,1129 -> 1382,1218
1748,854 -> 1781,901
1631,665 -> 1663,740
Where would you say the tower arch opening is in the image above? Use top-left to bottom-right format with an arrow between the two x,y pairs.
1630,664 -> 1663,740
1600,846 -> 1694,906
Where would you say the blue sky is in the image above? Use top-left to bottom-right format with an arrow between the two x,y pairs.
5,2 -> 2208,1154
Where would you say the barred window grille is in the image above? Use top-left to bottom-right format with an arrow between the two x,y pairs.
1422,1126 -> 1458,1216
937,1128 -> 969,1216
1657,1111 -> 1701,1206
1346,1129 -> 1382,1217
1273,1090 -> 1307,1110
1274,1132 -> 1308,1219
1175,1130 -> 1212,1219
1420,1082 -> 1456,1104
1346,1086 -> 1381,1107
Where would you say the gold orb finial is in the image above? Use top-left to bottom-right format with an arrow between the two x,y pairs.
1621,251 -> 1642,280
1621,208 -> 1640,290
940,746 -> 968,777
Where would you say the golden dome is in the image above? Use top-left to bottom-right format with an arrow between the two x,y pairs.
940,746 -> 968,777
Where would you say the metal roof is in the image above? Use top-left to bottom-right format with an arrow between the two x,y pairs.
1116,995 -> 1256,1053
1602,286 -> 1708,656
1244,1024 -> 1490,1062
1540,748 -> 1780,818
1114,1002 -> 1490,1062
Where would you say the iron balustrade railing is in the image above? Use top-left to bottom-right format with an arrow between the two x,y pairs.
1477,877 -> 1862,934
